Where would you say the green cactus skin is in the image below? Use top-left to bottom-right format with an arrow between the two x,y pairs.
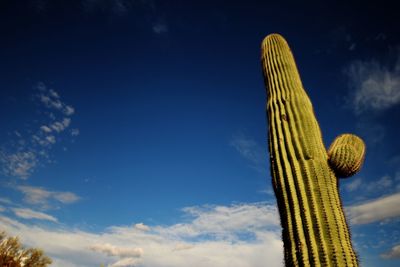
261,34 -> 365,266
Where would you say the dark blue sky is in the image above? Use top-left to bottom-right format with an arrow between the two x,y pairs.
0,1 -> 399,266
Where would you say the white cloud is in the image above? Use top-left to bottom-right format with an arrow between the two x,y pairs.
346,52 -> 400,114
40,125 -> 52,133
0,151 -> 37,179
53,191 -> 80,204
0,202 -> 283,267
64,105 -> 75,116
17,185 -> 51,204
0,82 -> 78,179
134,223 -> 150,231
50,118 -> 71,133
46,135 -> 56,144
381,244 -> 400,259
111,257 -> 141,267
48,89 -> 60,99
50,121 -> 66,132
173,203 -> 279,239
230,134 -> 267,173
38,84 -> 75,116
90,243 -> 143,258
12,208 -> 58,222
40,94 -> 63,110
172,243 -> 195,251
258,187 -> 274,196
63,117 -> 71,126
33,134 -> 55,147
17,185 -> 80,207
346,192 -> 400,224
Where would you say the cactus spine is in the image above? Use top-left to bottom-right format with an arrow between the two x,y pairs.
261,34 -> 365,266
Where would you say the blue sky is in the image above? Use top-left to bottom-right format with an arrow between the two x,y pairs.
0,1 -> 399,266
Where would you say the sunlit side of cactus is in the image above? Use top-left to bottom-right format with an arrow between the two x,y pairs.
261,33 -> 365,266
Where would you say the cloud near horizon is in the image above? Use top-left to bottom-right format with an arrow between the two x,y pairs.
381,244 -> 400,259
346,192 -> 400,224
90,243 -> 143,266
0,202 -> 283,267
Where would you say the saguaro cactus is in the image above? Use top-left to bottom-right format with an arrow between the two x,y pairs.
261,33 -> 365,266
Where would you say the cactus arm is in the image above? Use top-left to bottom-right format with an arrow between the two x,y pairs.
261,34 -> 363,266
328,134 -> 366,178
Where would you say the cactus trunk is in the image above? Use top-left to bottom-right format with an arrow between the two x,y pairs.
261,34 -> 360,266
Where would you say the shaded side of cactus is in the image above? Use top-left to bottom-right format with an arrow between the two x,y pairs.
261,34 -> 365,266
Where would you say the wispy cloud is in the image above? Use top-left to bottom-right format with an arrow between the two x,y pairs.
344,175 -> 395,194
53,191 -> 80,204
12,207 -> 58,222
344,177 -> 362,192
0,202 -> 283,267
364,175 -> 393,192
152,21 -> 168,34
90,243 -> 143,258
346,192 -> 400,224
0,198 -> 12,204
381,244 -> 400,259
230,133 -> 267,173
174,203 -> 279,238
343,50 -> 400,148
71,128 -> 80,137
258,187 -> 274,196
0,82 -> 78,179
45,118 -> 71,133
345,50 -> 400,114
16,185 -> 80,208
38,84 -> 75,116
90,243 -> 143,266
0,151 -> 37,179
